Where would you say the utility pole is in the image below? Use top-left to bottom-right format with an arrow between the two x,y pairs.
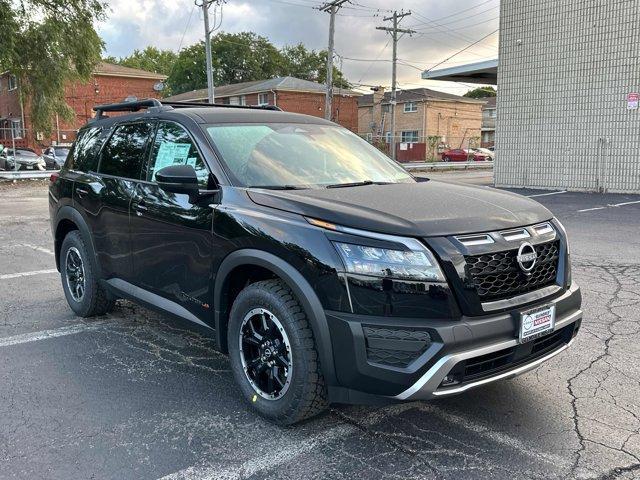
319,0 -> 350,121
197,0 -> 225,104
376,11 -> 415,161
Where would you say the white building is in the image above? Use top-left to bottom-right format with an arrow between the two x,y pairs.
424,1 -> 640,194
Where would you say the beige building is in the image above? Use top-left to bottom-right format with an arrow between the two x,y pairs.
357,87 -> 485,162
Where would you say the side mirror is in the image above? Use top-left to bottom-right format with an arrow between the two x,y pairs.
156,165 -> 200,195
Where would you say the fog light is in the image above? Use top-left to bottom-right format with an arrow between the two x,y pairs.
441,374 -> 461,386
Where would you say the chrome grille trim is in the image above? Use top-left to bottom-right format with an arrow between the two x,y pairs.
532,222 -> 555,236
500,228 -> 530,241
455,234 -> 494,246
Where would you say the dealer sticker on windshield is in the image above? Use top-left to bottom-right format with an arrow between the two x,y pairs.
519,305 -> 555,343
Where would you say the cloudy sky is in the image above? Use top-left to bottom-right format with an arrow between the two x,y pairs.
98,0 -> 499,95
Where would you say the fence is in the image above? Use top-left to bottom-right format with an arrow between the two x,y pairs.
360,135 -> 489,164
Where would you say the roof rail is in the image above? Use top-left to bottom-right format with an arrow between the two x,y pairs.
162,101 -> 282,112
91,98 -> 282,121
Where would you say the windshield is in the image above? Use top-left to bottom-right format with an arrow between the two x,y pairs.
14,149 -> 38,157
205,123 -> 414,188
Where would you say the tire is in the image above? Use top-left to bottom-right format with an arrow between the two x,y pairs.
443,156 -> 450,162
60,231 -> 115,317
228,279 -> 328,425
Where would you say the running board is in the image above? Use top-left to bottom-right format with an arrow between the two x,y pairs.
106,278 -> 213,330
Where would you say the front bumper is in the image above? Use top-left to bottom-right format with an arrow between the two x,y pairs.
326,283 -> 582,403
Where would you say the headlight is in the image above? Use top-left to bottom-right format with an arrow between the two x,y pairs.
333,241 -> 445,282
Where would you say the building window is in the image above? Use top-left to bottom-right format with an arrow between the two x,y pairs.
403,102 -> 417,113
401,130 -> 419,144
258,93 -> 269,106
229,96 -> 246,105
8,75 -> 18,91
365,133 -> 373,142
381,104 -> 391,114
11,120 -> 23,139
384,132 -> 392,144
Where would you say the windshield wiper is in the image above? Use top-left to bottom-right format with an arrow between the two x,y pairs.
326,180 -> 390,189
247,185 -> 308,190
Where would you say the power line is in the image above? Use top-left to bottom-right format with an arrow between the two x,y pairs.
423,28 -> 499,75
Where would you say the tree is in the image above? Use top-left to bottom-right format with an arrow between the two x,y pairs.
0,0 -> 106,135
463,86 -> 497,99
107,47 -> 177,76
164,32 -> 350,96
281,44 -> 350,88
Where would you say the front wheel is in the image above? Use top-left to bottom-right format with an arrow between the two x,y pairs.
443,156 -> 450,162
228,279 -> 328,425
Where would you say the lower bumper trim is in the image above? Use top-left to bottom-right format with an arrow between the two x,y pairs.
433,339 -> 572,396
393,309 -> 582,400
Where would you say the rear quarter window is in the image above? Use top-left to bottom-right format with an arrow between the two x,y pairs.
67,127 -> 104,172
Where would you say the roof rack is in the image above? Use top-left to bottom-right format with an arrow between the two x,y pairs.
91,98 -> 282,121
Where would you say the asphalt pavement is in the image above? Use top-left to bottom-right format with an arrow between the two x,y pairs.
1,176 -> 639,480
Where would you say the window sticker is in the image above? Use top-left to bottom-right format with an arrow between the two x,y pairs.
153,142 -> 192,177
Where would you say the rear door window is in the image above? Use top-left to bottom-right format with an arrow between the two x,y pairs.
146,121 -> 209,187
99,122 -> 153,179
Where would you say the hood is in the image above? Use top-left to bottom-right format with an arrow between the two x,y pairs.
247,180 -> 553,237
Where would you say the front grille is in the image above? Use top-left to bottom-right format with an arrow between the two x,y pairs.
442,324 -> 574,387
464,240 -> 560,301
363,326 -> 431,368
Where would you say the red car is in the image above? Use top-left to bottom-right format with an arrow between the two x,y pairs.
441,149 -> 489,162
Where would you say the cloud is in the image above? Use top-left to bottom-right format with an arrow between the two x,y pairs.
98,0 -> 499,95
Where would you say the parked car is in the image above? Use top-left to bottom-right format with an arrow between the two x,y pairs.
0,148 -> 46,171
473,147 -> 495,160
43,146 -> 71,170
441,148 -> 489,162
50,99 -> 582,425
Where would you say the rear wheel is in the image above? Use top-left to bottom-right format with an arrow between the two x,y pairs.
228,279 -> 328,425
60,231 -> 115,317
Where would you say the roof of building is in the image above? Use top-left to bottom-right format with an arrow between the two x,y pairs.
480,96 -> 496,108
163,76 -> 361,102
93,62 -> 167,80
422,59 -> 498,85
357,87 -> 485,107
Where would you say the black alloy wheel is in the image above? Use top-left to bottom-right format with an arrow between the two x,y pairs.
239,307 -> 293,400
65,246 -> 86,302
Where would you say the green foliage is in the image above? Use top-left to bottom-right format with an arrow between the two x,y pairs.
158,32 -> 351,96
463,86 -> 497,99
109,47 -> 177,76
0,0 -> 106,135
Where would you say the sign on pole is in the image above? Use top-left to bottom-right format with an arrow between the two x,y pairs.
627,92 -> 639,110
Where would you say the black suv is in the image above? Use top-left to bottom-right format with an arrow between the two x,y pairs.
49,99 -> 582,424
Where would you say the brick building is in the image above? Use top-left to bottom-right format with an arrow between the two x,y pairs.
0,62 -> 166,152
357,87 -> 484,162
480,96 -> 496,147
163,77 -> 361,132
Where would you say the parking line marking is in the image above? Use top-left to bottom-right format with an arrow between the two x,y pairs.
0,322 -> 108,348
158,424 -> 355,480
159,400 -> 570,480
0,269 -> 58,280
609,200 -> 640,207
527,190 -> 567,198
577,206 -> 607,213
19,243 -> 55,256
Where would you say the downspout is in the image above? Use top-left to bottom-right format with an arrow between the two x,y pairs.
271,90 -> 277,107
